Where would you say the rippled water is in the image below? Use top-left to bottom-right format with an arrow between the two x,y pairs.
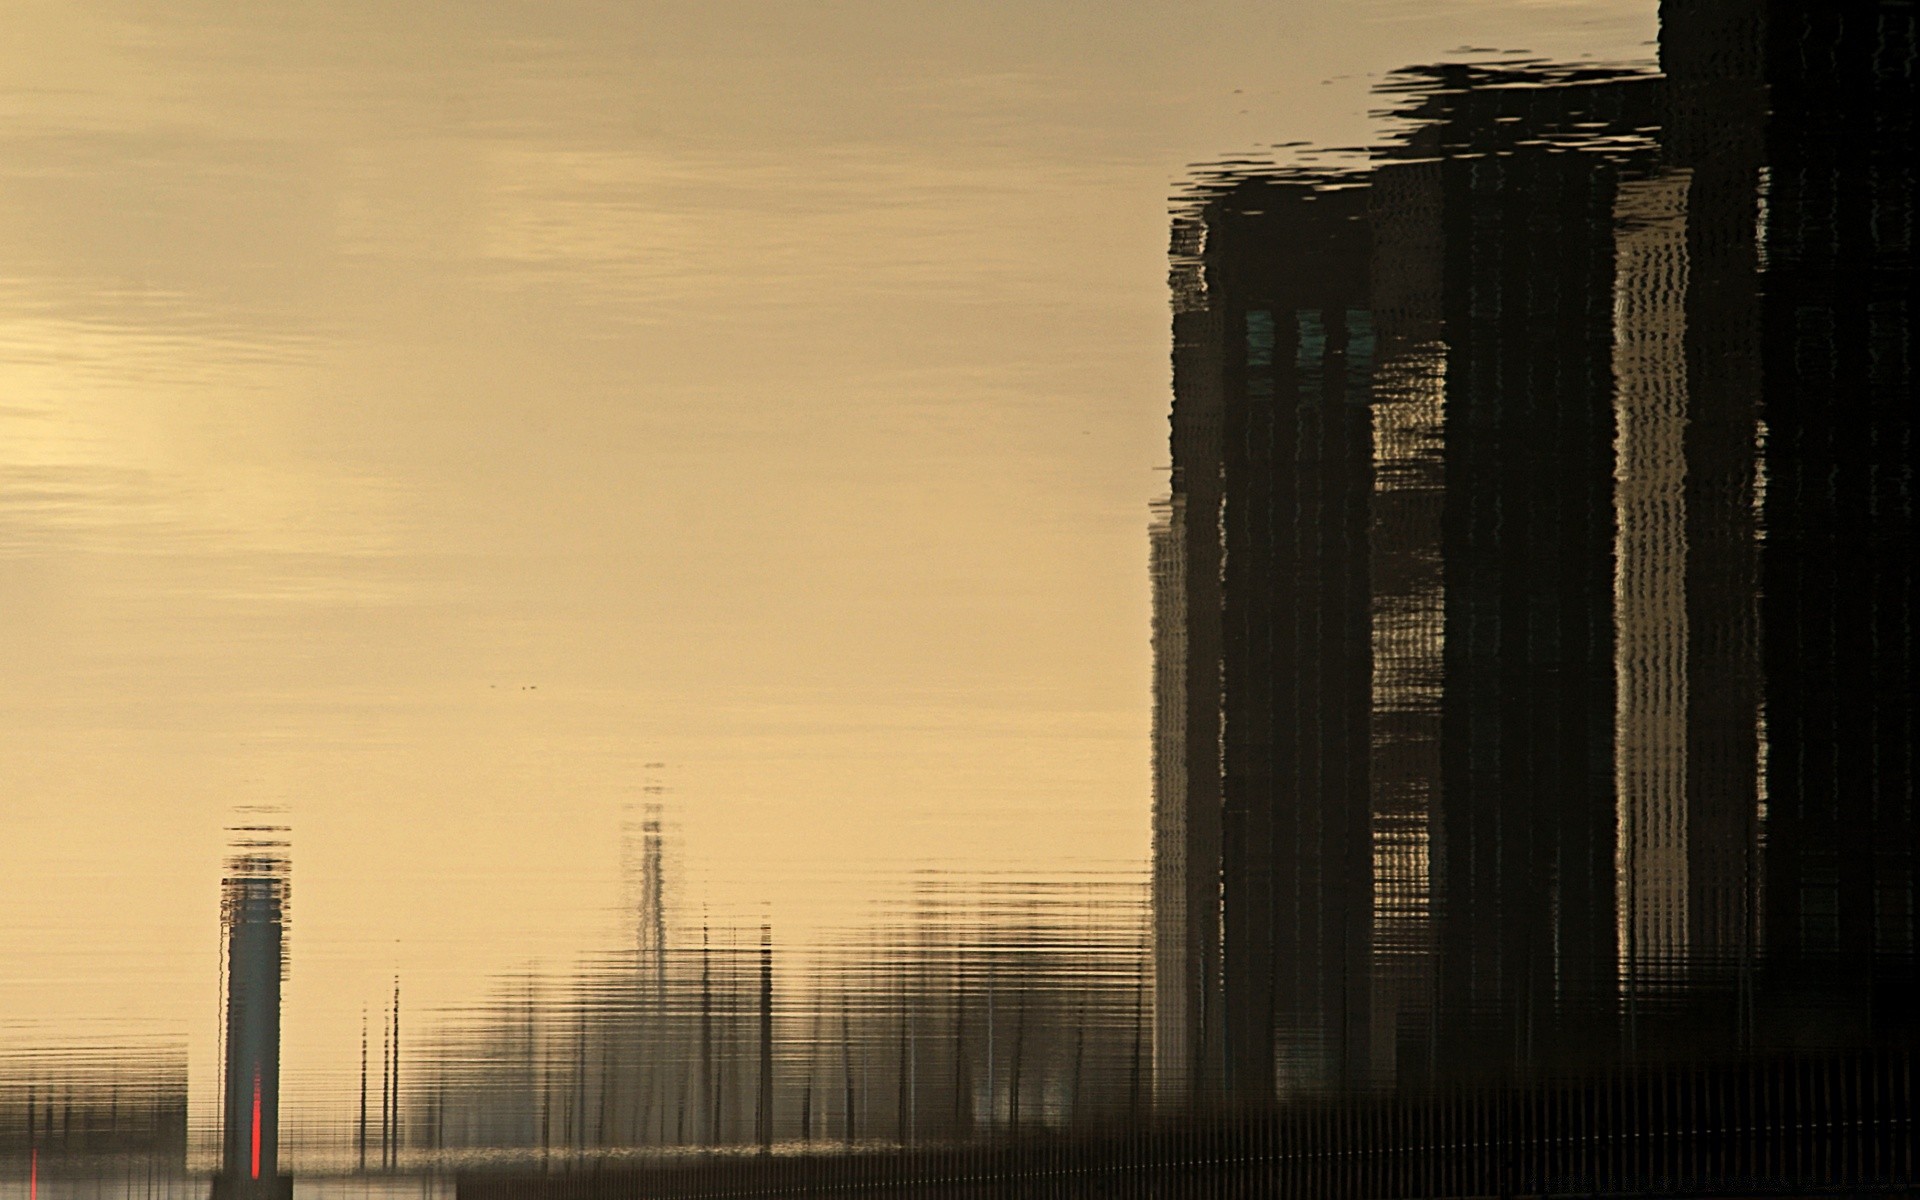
39,0 -> 1900,1188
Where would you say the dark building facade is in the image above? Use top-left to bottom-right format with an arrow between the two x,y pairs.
1740,0 -> 1917,1048
1155,0 -> 1916,1110
1613,0 -> 1918,1061
1164,177 -> 1378,1104
214,829 -> 292,1200
1399,68 -> 1663,1088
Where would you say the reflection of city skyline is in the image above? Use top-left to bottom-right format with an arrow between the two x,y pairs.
407,869 -> 1150,1162
5,810 -> 1153,1184
384,804 -> 1149,1162
0,0 -> 1669,1159
4,0 -> 1913,1194
1153,0 -> 1912,1118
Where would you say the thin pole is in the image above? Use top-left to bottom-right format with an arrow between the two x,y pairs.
385,991 -> 392,1169
358,1008 -> 368,1171
392,978 -> 402,1168
757,925 -> 774,1152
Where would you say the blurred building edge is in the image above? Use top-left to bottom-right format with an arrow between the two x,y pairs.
1153,0 -> 1916,1113
212,828 -> 293,1200
1148,494 -> 1189,1109
1162,173 -> 1379,1109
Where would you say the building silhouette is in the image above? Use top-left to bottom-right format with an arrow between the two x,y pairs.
1392,64 -> 1664,1089
1155,0 -> 1915,1110
1164,175 -> 1377,1105
213,827 -> 292,1200
1735,0 -> 1917,1049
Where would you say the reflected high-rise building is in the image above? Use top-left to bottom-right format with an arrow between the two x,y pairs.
1165,175 -> 1377,1104
1613,0 -> 1916,1060
1384,64 -> 1665,1087
213,826 -> 292,1200
1154,0 -> 1916,1109
1160,84 -> 1671,1101
1727,0 -> 1917,1046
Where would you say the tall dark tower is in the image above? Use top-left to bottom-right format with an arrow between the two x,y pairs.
1167,172 -> 1377,1105
1642,0 -> 1920,1057
1744,0 -> 1918,1049
213,825 -> 292,1200
1374,67 -> 1669,1086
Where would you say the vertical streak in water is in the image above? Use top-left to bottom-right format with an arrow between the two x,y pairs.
1750,412 -> 1769,1015
757,926 -> 773,1152
984,965 -> 994,1134
839,995 -> 855,1142
1168,204 -> 1228,1102
1149,495 -> 1190,1107
895,963 -> 910,1147
392,980 -> 401,1168
386,992 -> 394,1169
1612,169 -> 1695,1043
698,925 -> 712,1146
906,974 -> 917,1145
1367,160 -> 1447,1090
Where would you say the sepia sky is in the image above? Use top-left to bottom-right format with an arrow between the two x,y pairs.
0,0 -> 1654,1145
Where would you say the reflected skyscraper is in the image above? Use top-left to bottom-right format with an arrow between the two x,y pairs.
1389,64 -> 1663,1087
1165,174 -> 1377,1104
1734,0 -> 1917,1047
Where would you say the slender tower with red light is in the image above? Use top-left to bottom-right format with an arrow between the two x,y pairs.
213,823 -> 292,1200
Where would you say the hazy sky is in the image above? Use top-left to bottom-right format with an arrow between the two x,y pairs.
1,0 -> 1654,1150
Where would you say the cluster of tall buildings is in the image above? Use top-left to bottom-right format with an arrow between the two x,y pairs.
1151,0 -> 1914,1110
